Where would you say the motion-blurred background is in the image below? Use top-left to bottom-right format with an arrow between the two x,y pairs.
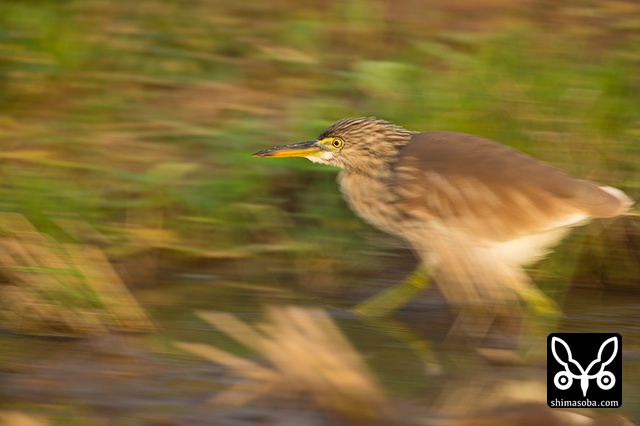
0,0 -> 639,425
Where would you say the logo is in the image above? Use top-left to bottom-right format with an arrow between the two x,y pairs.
547,333 -> 621,408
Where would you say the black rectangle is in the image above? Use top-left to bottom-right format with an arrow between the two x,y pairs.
547,333 -> 621,408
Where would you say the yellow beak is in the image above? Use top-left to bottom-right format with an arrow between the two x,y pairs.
252,140 -> 324,158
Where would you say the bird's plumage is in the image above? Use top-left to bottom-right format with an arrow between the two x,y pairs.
393,131 -> 629,243
254,117 -> 633,305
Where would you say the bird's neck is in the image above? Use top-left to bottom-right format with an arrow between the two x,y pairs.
345,159 -> 395,178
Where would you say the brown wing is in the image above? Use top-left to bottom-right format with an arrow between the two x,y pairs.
392,131 -> 630,242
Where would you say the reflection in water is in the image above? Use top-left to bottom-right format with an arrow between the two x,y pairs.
177,307 -> 392,424
6,282 -> 638,425
386,286 -> 640,414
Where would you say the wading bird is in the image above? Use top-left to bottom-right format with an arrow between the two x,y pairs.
253,118 -> 633,315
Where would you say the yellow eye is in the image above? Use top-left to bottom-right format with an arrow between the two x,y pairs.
331,138 -> 344,148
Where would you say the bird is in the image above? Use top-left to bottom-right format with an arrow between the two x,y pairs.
252,117 -> 633,315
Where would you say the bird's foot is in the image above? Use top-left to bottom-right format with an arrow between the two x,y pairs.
354,267 -> 430,317
514,287 -> 563,360
517,287 -> 561,319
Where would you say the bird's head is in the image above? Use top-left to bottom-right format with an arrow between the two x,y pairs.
252,117 -> 416,174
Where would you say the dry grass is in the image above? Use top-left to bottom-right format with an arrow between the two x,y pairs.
0,412 -> 49,426
177,306 -> 393,424
0,213 -> 155,335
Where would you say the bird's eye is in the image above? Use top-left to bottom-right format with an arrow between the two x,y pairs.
332,138 -> 344,148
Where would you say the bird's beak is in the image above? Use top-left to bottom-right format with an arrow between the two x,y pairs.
252,140 -> 324,158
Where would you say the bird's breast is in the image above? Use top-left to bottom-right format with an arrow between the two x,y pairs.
337,171 -> 408,237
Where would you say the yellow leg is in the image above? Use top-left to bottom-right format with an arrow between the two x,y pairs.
516,286 -> 561,317
354,269 -> 560,318
354,266 -> 430,317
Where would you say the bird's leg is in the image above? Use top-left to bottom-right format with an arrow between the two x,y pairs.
506,284 -> 562,361
516,286 -> 561,317
354,265 -> 430,316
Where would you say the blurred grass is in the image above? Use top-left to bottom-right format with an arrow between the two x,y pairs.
0,0 -> 638,300
0,213 -> 155,335
176,307 -> 392,424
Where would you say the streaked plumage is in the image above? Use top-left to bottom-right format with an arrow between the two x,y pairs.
254,117 -> 633,305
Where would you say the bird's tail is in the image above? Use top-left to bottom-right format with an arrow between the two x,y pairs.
580,184 -> 634,218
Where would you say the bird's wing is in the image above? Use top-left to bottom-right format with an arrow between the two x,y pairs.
392,131 -> 631,243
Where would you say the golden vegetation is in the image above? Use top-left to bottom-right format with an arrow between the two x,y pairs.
177,307 -> 392,424
0,213 -> 155,335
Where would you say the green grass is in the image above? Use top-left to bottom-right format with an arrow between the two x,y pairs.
0,0 -> 637,295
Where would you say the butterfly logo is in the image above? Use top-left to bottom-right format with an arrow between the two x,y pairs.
551,336 -> 618,397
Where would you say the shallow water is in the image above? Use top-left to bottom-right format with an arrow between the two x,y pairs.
0,279 -> 638,425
